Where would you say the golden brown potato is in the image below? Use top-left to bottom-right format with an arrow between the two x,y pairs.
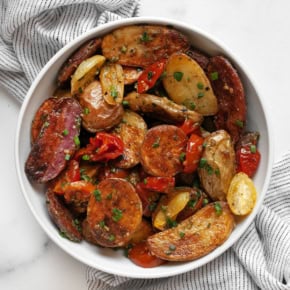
102,25 -> 189,67
71,55 -> 105,96
79,80 -> 124,132
100,63 -> 124,105
163,52 -> 218,116
129,219 -> 154,244
86,178 -> 142,247
124,92 -> 203,125
227,172 -> 257,215
147,202 -> 234,261
112,110 -> 147,169
198,130 -> 236,201
152,188 -> 191,231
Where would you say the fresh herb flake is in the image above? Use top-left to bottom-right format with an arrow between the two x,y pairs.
93,189 -> 102,201
62,129 -> 69,136
210,71 -> 219,81
173,71 -> 184,82
214,202 -> 223,215
112,208 -> 123,222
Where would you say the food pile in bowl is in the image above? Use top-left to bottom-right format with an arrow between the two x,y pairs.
24,24 -> 261,268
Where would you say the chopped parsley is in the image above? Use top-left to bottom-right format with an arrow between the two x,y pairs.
210,71 -> 219,81
197,82 -> 204,89
166,217 -> 178,228
108,234 -> 115,241
99,220 -> 105,228
179,231 -> 185,238
179,152 -> 186,162
93,189 -> 102,201
235,119 -> 244,128
83,107 -> 90,115
214,202 -> 223,216
250,144 -> 257,153
147,71 -> 153,80
82,154 -> 90,161
173,71 -> 184,81
152,137 -> 160,148
74,135 -> 80,146
140,31 -> 151,42
64,153 -> 71,161
197,92 -> 204,98
112,208 -> 123,222
110,86 -> 118,99
122,100 -> 129,107
62,129 -> 69,136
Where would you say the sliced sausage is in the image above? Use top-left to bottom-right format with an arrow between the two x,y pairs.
86,178 -> 142,247
124,92 -> 203,125
79,80 -> 124,132
102,25 -> 189,67
207,55 -> 246,145
46,189 -> 82,242
25,97 -> 82,183
147,202 -> 234,261
57,38 -> 102,86
112,110 -> 147,168
140,125 -> 187,177
186,48 -> 209,70
31,97 -> 58,144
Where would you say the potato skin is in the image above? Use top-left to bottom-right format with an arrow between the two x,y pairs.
102,25 -> 189,67
46,189 -> 82,242
147,202 -> 234,261
198,130 -> 236,201
79,80 -> 124,132
112,110 -> 147,169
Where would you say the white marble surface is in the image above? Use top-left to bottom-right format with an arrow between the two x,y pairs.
1,0 -> 290,289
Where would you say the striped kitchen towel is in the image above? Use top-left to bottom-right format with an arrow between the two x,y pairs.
86,152 -> 290,290
0,0 -> 140,103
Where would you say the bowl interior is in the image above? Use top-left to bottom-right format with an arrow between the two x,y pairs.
15,17 -> 272,278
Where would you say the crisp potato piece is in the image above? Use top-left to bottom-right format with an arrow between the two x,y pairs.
153,189 -> 190,231
129,219 -> 154,244
227,172 -> 257,215
198,130 -> 236,201
79,80 -> 124,132
100,63 -> 124,105
163,53 -> 218,116
112,110 -> 147,169
102,25 -> 189,67
71,55 -> 105,96
147,202 -> 234,261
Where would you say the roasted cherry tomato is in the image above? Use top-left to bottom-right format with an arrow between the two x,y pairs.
178,119 -> 201,136
183,134 -> 204,174
139,176 -> 175,193
51,160 -> 80,194
128,241 -> 166,268
236,145 -> 261,177
75,132 -> 124,162
135,183 -> 160,217
137,59 -> 167,93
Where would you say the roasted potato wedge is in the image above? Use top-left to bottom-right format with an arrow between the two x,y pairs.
163,53 -> 218,116
112,110 -> 147,168
198,130 -> 236,201
129,219 -> 154,244
227,172 -> 257,215
153,188 -> 191,231
147,202 -> 234,261
100,63 -> 124,105
102,25 -> 189,67
71,55 -> 105,96
79,80 -> 124,132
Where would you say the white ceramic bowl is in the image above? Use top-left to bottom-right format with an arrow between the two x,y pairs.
15,17 -> 273,278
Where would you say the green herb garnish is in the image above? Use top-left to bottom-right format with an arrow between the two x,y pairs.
173,71 -> 184,81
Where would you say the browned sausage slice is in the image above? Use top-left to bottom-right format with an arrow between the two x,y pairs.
124,92 -> 203,125
147,202 -> 234,261
57,38 -> 102,86
207,56 -> 246,145
140,125 -> 187,177
46,189 -> 82,242
25,97 -> 82,183
102,25 -> 189,67
186,48 -> 209,70
31,97 -> 58,144
86,178 -> 142,247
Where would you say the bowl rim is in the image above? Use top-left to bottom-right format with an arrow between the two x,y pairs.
15,16 -> 274,278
